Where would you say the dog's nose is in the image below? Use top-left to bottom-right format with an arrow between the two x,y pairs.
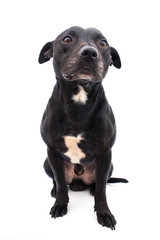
81,46 -> 98,59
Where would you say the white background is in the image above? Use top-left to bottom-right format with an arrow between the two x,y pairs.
0,0 -> 160,239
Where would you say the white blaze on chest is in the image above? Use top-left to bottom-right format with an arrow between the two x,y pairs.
63,134 -> 86,163
72,86 -> 88,104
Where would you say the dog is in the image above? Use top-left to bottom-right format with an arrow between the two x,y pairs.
39,26 -> 128,230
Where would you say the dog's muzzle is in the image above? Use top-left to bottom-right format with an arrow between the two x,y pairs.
62,46 -> 103,82
63,68 -> 97,81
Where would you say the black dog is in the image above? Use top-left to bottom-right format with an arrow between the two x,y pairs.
39,26 -> 127,230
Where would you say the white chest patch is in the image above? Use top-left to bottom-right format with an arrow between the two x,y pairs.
63,134 -> 86,164
72,86 -> 88,104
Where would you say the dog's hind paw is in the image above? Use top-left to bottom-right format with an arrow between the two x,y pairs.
50,204 -> 68,218
96,211 -> 117,230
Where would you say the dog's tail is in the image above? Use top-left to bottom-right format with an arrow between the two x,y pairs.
107,177 -> 128,183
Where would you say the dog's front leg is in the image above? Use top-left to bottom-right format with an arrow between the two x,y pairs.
47,147 -> 69,218
94,150 -> 117,230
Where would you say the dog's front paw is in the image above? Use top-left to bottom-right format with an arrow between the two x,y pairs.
50,203 -> 68,218
96,210 -> 117,230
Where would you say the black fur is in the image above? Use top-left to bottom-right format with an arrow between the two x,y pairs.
39,26 -> 127,230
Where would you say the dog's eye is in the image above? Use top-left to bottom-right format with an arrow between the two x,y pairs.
99,40 -> 108,48
63,36 -> 73,43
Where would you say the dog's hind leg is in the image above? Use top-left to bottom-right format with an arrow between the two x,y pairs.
69,179 -> 87,191
43,158 -> 57,198
90,183 -> 96,196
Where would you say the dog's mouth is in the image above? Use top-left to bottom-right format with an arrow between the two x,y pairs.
62,68 -> 98,81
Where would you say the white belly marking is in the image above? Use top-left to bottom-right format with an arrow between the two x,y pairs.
63,134 -> 86,163
72,86 -> 88,104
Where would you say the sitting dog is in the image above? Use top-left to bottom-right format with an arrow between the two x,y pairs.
39,26 -> 127,230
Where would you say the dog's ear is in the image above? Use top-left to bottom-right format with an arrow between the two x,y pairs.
38,41 -> 53,64
110,47 -> 121,69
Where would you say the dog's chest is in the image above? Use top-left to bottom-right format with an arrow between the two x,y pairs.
63,134 -> 86,164
72,86 -> 88,104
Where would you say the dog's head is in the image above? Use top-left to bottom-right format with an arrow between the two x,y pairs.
39,26 -> 121,83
